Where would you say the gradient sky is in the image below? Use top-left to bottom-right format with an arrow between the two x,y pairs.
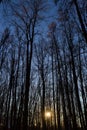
0,0 -> 57,37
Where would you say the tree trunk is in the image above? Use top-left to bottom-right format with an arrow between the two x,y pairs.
73,0 -> 87,43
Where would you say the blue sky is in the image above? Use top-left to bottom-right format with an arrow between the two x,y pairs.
0,0 -> 57,36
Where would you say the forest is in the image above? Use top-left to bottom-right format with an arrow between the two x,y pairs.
0,0 -> 87,130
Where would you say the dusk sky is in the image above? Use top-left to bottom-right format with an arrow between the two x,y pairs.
0,0 -> 57,36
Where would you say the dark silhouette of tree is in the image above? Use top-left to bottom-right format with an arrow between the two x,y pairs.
11,1 -> 47,130
54,0 -> 87,43
34,40 -> 48,130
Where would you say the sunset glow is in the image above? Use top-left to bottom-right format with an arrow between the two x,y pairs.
45,111 -> 51,118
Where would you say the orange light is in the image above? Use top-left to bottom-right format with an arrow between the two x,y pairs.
45,111 -> 51,118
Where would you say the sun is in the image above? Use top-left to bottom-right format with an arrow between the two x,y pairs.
45,111 -> 51,118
